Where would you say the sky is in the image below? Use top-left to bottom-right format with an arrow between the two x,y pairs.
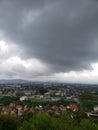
0,0 -> 98,83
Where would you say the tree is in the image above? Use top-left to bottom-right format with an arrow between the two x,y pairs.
0,114 -> 21,130
80,119 -> 98,130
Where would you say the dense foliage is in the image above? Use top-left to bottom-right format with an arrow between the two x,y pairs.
18,113 -> 98,130
0,112 -> 98,130
0,96 -> 19,105
0,114 -> 21,130
80,92 -> 98,111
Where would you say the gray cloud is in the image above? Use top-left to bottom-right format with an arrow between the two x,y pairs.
0,0 -> 98,78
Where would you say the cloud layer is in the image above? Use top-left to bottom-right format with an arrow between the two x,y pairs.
0,0 -> 98,82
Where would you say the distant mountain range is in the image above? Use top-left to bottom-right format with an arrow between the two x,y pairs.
0,79 -> 96,85
0,79 -> 30,84
0,79 -> 60,84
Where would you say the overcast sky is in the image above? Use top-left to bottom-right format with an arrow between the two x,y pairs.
0,0 -> 98,83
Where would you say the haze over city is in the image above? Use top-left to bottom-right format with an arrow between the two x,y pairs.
0,0 -> 98,83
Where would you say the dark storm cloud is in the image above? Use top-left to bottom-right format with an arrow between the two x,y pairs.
0,0 -> 98,73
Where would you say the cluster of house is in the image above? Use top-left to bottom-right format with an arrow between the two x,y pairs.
0,103 -> 79,117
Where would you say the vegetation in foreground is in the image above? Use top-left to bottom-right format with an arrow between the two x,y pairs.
0,112 -> 98,130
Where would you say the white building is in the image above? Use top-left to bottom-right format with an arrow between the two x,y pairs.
20,96 -> 28,101
94,106 -> 98,112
